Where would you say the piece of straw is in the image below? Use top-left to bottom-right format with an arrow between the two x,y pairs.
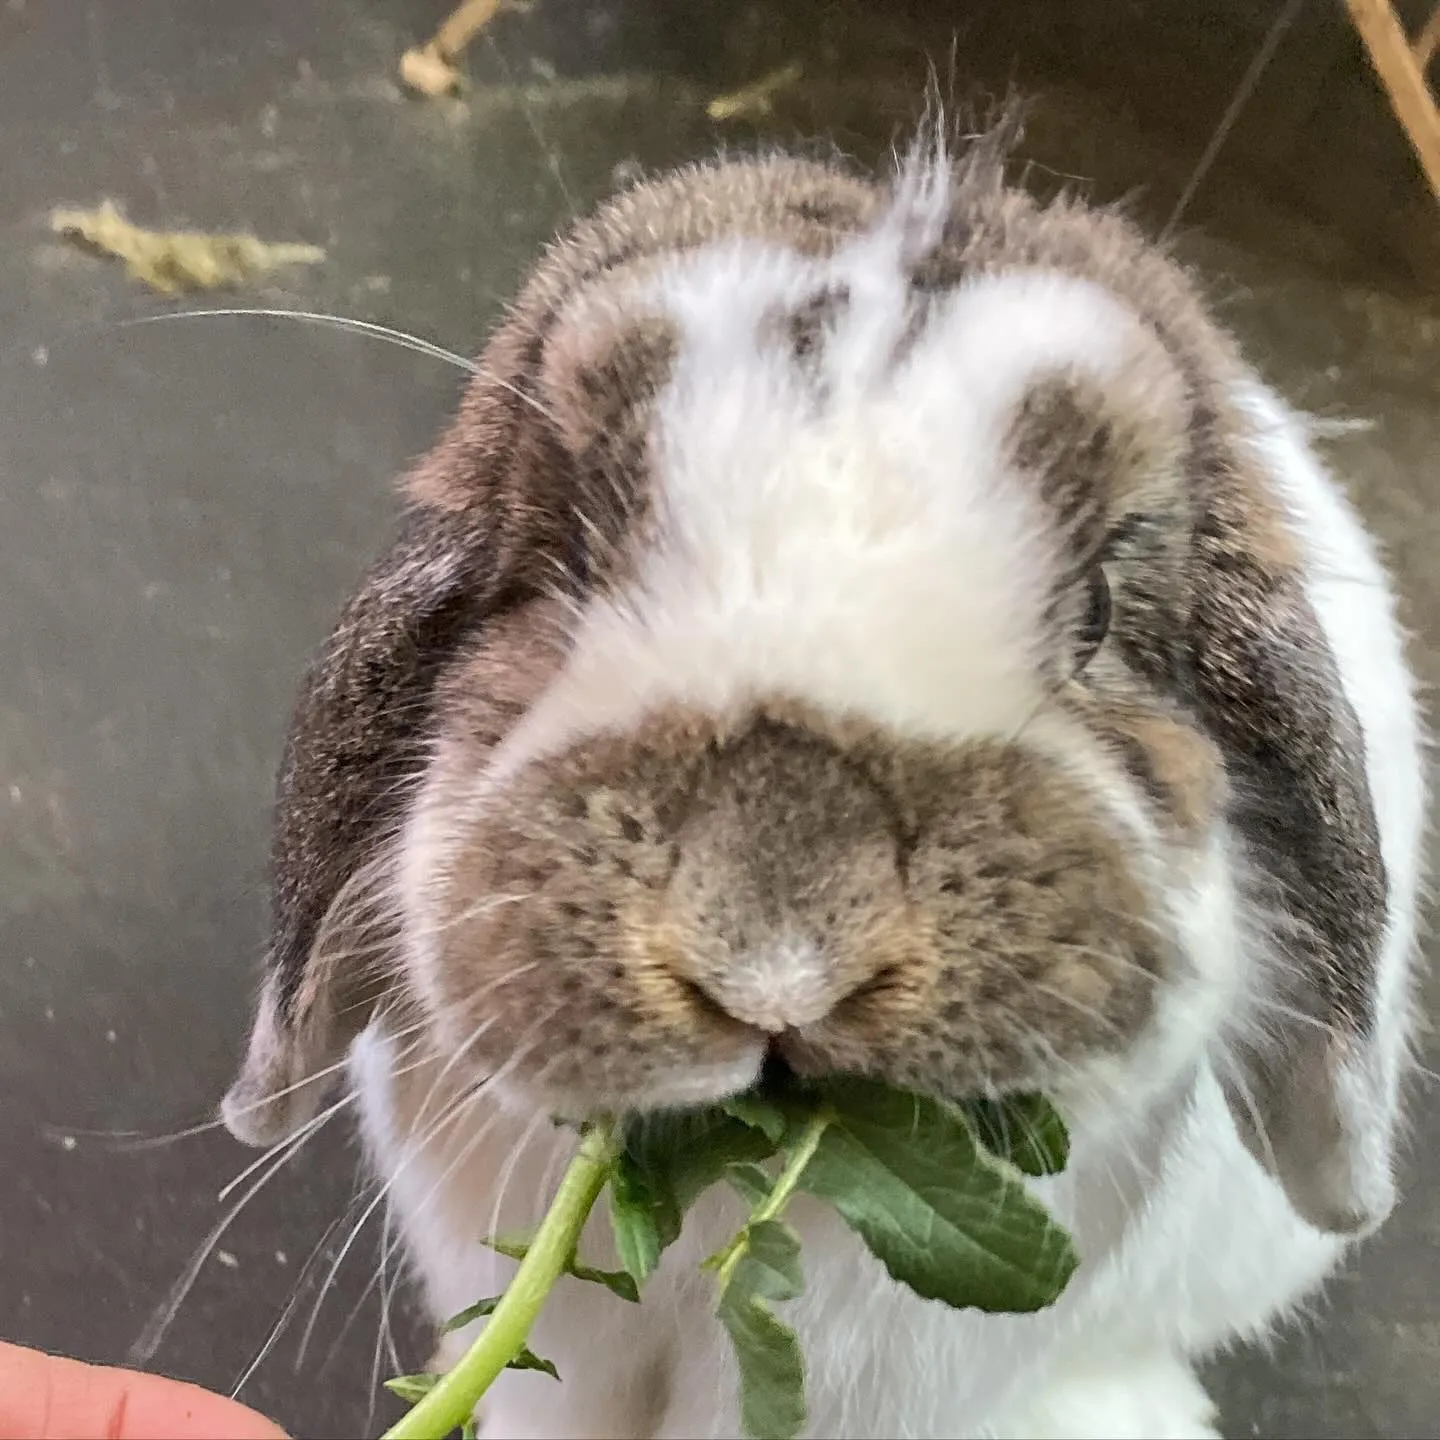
50,201 -> 324,295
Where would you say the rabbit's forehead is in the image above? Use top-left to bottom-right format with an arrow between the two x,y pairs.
506,232 -> 1190,774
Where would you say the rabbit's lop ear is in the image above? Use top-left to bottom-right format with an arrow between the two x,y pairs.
1195,428 -> 1415,1238
223,506 -> 505,1147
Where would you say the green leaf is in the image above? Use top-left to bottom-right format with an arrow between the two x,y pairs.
712,1212 -> 806,1437
484,1231 -> 536,1261
440,1297 -> 560,1378
507,1345 -> 560,1380
484,1233 -> 640,1302
721,1093 -> 789,1144
716,1288 -> 807,1439
964,1093 -> 1070,1177
611,1107 -> 779,1283
729,1219 -> 803,1303
460,1419 -> 479,1440
441,1296 -> 499,1334
608,1150 -> 669,1284
568,1258 -> 641,1302
626,1108 -> 780,1216
726,1162 -> 775,1207
798,1078 -> 1078,1313
384,1373 -> 439,1403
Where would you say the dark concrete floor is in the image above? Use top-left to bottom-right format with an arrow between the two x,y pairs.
1,2 -> 1437,1437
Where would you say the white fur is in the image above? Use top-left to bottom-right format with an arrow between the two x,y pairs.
488,248 -> 1183,786
362,186 -> 1424,1437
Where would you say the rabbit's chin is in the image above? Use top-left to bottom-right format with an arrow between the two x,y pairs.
503,1048 -> 772,1124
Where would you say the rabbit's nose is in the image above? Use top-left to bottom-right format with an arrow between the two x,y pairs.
690,934 -> 844,1033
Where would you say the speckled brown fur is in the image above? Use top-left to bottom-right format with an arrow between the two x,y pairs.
418,707 -> 1160,1109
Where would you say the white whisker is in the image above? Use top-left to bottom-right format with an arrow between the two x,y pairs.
116,309 -> 563,428
228,1208 -> 352,1400
217,1088 -> 357,1203
119,308 -> 479,374
127,1090 -> 350,1367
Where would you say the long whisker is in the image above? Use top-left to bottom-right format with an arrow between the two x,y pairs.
118,308 -> 479,374
228,1206 -> 353,1400
1160,0 -> 1305,241
292,1050 -> 522,1371
481,34 -> 578,219
216,1087 -> 360,1203
127,1089 -> 353,1367
364,1199 -> 406,1427
483,1107 -> 554,1267
115,309 -> 562,428
291,1012 -> 558,1373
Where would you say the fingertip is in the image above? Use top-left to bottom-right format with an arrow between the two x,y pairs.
0,1343 -> 287,1440
116,1368 -> 289,1439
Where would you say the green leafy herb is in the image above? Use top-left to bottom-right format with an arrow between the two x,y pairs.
384,1374 -> 440,1404
720,1092 -> 790,1144
965,1093 -> 1070,1177
627,1109 -> 778,1221
716,1237 -> 806,1440
699,1112 -> 830,1438
505,1346 -> 561,1380
483,1235 -> 640,1303
381,1124 -> 618,1440
441,1296 -> 499,1334
798,1080 -> 1077,1314
607,1149 -> 669,1284
380,1088 -> 1077,1440
726,1161 -> 777,1207
437,1297 -> 561,1381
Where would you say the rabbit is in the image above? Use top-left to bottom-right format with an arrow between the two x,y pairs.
221,123 -> 1427,1440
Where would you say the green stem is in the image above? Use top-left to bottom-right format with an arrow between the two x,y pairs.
381,1123 -> 619,1440
715,1109 -> 832,1292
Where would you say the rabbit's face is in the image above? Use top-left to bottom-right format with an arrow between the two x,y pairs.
229,140 -> 1404,1238
396,179 -> 1230,1123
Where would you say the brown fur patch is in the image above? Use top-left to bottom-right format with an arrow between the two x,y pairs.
415,703 -> 1161,1112
403,158 -> 883,521
1086,695 -> 1226,837
267,505 -> 501,1019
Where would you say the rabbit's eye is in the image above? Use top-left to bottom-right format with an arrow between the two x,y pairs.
1075,566 -> 1111,670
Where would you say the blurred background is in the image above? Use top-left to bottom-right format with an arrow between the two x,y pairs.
1,2 -> 1437,1436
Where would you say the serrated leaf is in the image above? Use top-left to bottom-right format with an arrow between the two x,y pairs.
964,1093 -> 1070,1177
484,1233 -> 639,1302
441,1295 -> 500,1333
728,1219 -> 803,1303
717,1289 -> 806,1440
507,1345 -> 560,1380
484,1231 -> 536,1261
608,1150 -> 668,1284
721,1093 -> 789,1144
798,1077 -> 1078,1313
384,1372 -> 439,1403
626,1108 -> 780,1215
726,1161 -> 775,1207
612,1108 -> 779,1282
569,1257 -> 641,1302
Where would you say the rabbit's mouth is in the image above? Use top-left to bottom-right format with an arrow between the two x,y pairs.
759,1046 -> 797,1086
